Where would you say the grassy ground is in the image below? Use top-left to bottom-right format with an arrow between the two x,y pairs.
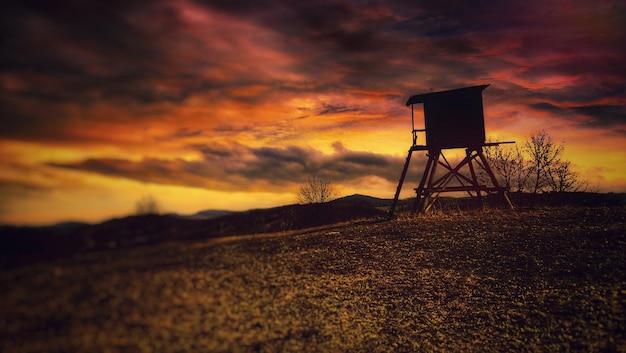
1,207 -> 625,352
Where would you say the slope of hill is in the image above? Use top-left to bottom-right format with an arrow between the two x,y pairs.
0,198 -> 387,269
1,207 -> 624,352
175,209 -> 235,220
332,194 -> 393,208
2,192 -> 624,269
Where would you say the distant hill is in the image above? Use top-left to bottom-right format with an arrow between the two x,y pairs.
332,194 -> 393,208
2,192 -> 624,270
0,197 -> 388,269
175,209 -> 236,220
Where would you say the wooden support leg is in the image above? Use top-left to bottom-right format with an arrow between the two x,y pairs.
466,149 -> 483,208
477,151 -> 514,210
413,150 -> 439,213
388,148 -> 414,219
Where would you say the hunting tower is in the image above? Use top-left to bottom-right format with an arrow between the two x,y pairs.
388,84 -> 514,217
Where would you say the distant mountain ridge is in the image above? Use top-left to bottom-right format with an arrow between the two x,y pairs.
332,194 -> 392,207
2,192 -> 624,270
0,195 -> 390,269
172,194 -> 393,221
175,209 -> 235,221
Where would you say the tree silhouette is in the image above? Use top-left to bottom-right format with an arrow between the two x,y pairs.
297,175 -> 336,204
135,194 -> 162,215
525,130 -> 564,194
487,130 -> 590,195
484,143 -> 529,192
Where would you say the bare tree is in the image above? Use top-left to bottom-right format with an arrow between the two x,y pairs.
135,194 -> 162,215
545,160 -> 590,192
298,175 -> 336,204
485,143 -> 529,192
488,130 -> 591,195
524,130 -> 564,194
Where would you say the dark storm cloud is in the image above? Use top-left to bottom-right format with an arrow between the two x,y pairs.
530,101 -> 626,134
530,84 -> 626,107
342,153 -> 389,167
201,0 -> 387,51
1,0 -> 198,139
252,146 -> 309,167
192,143 -> 233,158
317,103 -> 362,116
50,157 -> 216,189
49,142 -> 409,191
529,102 -> 564,114
2,0 -> 625,143
1,0 -> 176,81
194,0 -> 412,90
0,95 -> 78,141
169,128 -> 205,139
572,105 -> 626,129
2,0 -> 181,69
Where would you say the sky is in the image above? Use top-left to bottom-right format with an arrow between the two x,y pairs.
1,0 -> 625,225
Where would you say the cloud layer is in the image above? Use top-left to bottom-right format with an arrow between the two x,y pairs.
50,141 -> 411,192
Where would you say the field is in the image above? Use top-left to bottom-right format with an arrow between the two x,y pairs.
1,207 -> 625,352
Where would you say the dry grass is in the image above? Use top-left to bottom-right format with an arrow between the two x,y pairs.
1,207 -> 625,352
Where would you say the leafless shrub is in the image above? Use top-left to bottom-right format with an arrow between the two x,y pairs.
524,130 -> 565,194
484,143 -> 529,192
487,130 -> 591,194
297,175 -> 336,204
135,194 -> 162,215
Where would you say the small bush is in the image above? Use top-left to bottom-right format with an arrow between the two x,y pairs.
135,194 -> 162,215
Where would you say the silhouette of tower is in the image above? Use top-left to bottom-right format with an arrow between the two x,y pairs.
388,84 -> 514,217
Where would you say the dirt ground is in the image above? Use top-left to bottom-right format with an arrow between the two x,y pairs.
1,207 -> 625,352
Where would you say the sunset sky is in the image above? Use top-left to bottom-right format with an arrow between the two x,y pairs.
1,0 -> 625,225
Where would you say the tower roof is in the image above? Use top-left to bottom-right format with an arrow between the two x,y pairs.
405,84 -> 489,106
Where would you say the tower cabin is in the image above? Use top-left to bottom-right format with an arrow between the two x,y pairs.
406,84 -> 488,151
